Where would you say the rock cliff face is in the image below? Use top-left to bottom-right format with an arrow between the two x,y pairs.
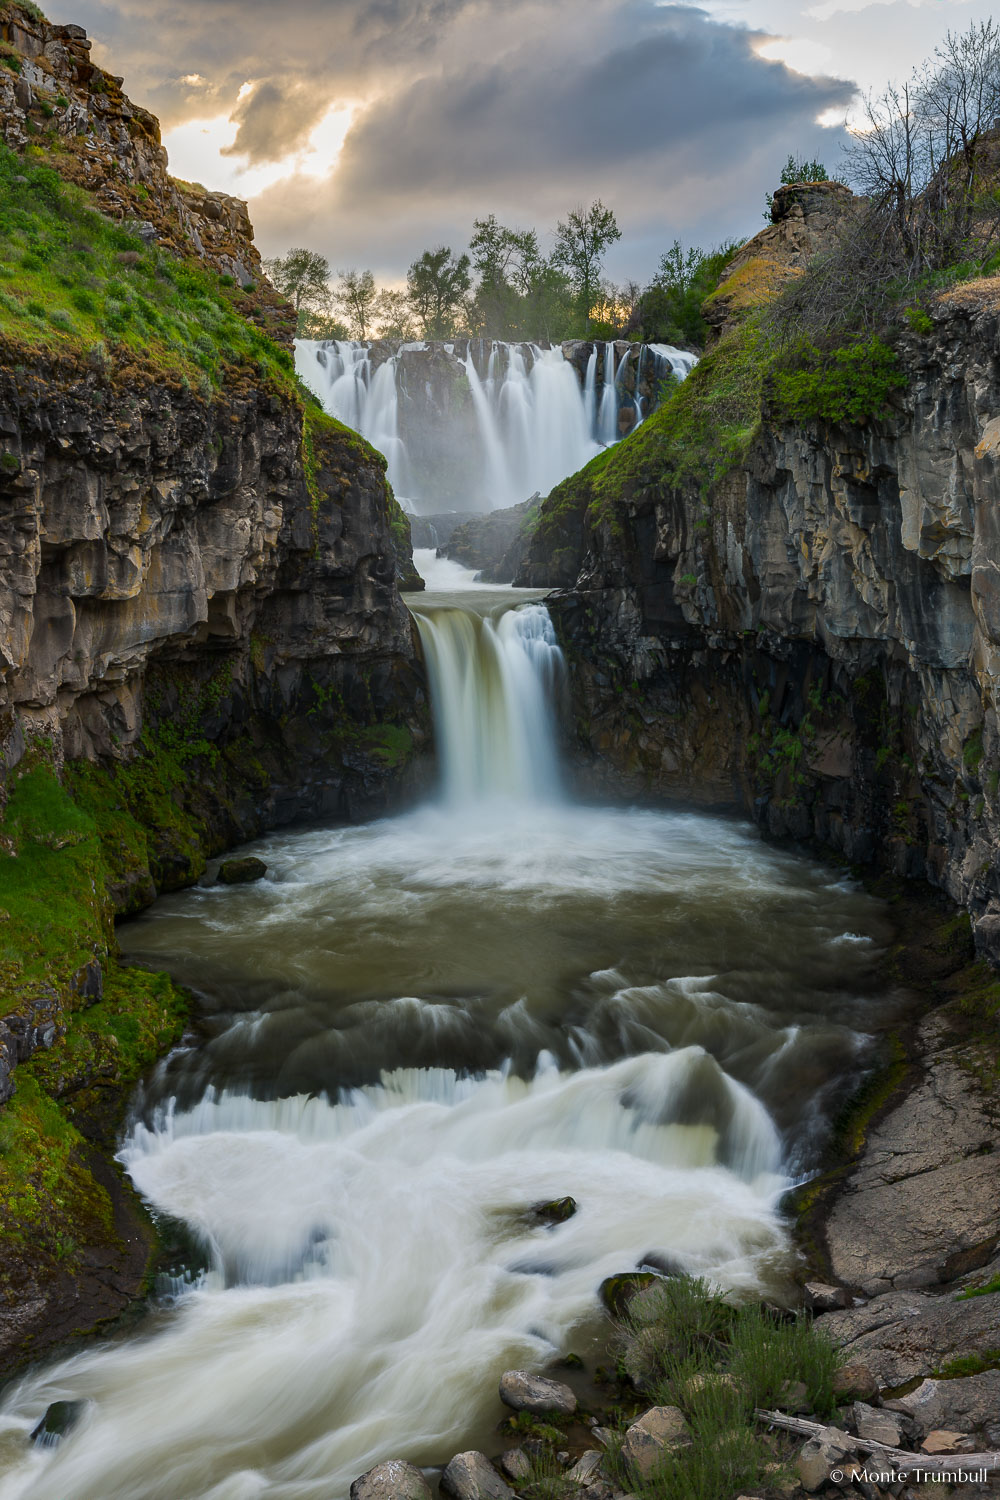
0,363 -> 424,832
519,289 -> 1000,962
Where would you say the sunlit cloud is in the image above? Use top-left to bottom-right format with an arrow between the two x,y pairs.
163,100 -> 358,200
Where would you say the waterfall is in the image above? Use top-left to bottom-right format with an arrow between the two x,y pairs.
295,338 -> 696,514
412,603 -> 564,804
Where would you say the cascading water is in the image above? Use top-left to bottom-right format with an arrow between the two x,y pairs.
295,338 -> 696,513
0,565 -> 890,1500
412,603 -> 564,804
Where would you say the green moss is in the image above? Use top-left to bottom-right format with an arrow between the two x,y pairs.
956,1275 -> 1000,1301
963,728 -> 984,771
933,1352 -> 1000,1378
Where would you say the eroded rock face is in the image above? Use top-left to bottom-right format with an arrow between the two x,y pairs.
0,360 -> 425,838
521,298 -> 1000,961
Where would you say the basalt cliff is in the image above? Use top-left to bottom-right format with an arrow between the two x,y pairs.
519,186 -> 1000,970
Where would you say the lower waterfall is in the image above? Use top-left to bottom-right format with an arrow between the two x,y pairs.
0,578 -> 887,1500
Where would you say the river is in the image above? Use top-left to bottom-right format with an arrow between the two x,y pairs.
0,551 -> 895,1500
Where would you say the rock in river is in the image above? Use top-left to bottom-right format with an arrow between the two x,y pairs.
498,1370 -> 576,1415
350,1461 -> 432,1500
218,857 -> 268,885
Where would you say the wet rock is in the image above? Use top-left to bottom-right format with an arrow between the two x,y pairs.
884,1370 -> 1000,1442
620,1406 -> 690,1478
850,1401 -> 904,1446
440,1452 -> 513,1500
599,1272 -> 659,1318
637,1252 -> 685,1278
70,959 -> 103,1005
218,857 -> 268,885
530,1197 -> 577,1226
30,1400 -> 85,1446
350,1461 -> 432,1500
498,1370 -> 576,1416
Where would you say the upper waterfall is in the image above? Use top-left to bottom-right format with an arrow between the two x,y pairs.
295,337 -> 697,514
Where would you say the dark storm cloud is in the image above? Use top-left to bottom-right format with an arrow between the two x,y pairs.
333,3 -> 851,200
57,0 -> 856,277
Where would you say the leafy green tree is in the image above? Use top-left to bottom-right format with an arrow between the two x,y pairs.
551,200 -> 622,333
262,247 -> 333,335
406,247 -> 473,337
335,267 -> 377,339
373,287 -> 416,339
634,240 -> 739,347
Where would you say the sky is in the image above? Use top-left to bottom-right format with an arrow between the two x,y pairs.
50,0 -> 996,286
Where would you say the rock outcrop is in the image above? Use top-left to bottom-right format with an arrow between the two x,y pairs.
0,3 -> 294,343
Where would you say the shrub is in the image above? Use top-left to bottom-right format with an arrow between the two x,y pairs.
772,336 -> 905,424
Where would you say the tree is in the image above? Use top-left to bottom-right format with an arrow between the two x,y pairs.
468,215 -> 547,337
405,247 -> 472,337
551,200 -> 622,333
373,288 -> 417,340
335,268 -> 377,339
843,20 -> 1000,278
262,247 -> 333,335
634,240 -> 740,346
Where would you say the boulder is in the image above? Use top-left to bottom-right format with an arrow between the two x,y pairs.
30,1400 -> 85,1447
531,1197 -> 577,1225
496,1449 -> 532,1482
921,1429 -> 973,1454
440,1453 -> 513,1500
850,1401 -> 904,1446
498,1370 -> 576,1416
599,1272 -> 659,1318
349,1461 -> 432,1500
795,1429 -> 855,1493
218,856 -> 268,884
620,1407 -> 690,1478
884,1369 -> 1000,1442
803,1282 -> 852,1313
817,1289 -> 1000,1387
565,1451 -> 603,1484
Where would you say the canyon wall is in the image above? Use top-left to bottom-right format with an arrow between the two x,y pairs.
519,289 -> 1000,960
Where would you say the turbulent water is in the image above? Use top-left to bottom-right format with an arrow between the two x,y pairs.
0,562 -> 895,1500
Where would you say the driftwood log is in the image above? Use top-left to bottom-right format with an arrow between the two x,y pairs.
754,1408 -> 1000,1476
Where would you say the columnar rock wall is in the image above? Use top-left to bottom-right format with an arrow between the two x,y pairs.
520,292 -> 1000,960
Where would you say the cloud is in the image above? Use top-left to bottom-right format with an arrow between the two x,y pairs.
62,0 -> 856,278
221,81 -> 330,163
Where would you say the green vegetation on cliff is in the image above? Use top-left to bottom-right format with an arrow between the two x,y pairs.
0,141 -> 294,393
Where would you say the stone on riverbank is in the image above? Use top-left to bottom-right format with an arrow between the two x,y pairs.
817,1288 -> 1000,1387
349,1460 -> 433,1500
884,1370 -> 1000,1443
440,1452 -> 513,1500
498,1370 -> 576,1415
620,1407 -> 690,1477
